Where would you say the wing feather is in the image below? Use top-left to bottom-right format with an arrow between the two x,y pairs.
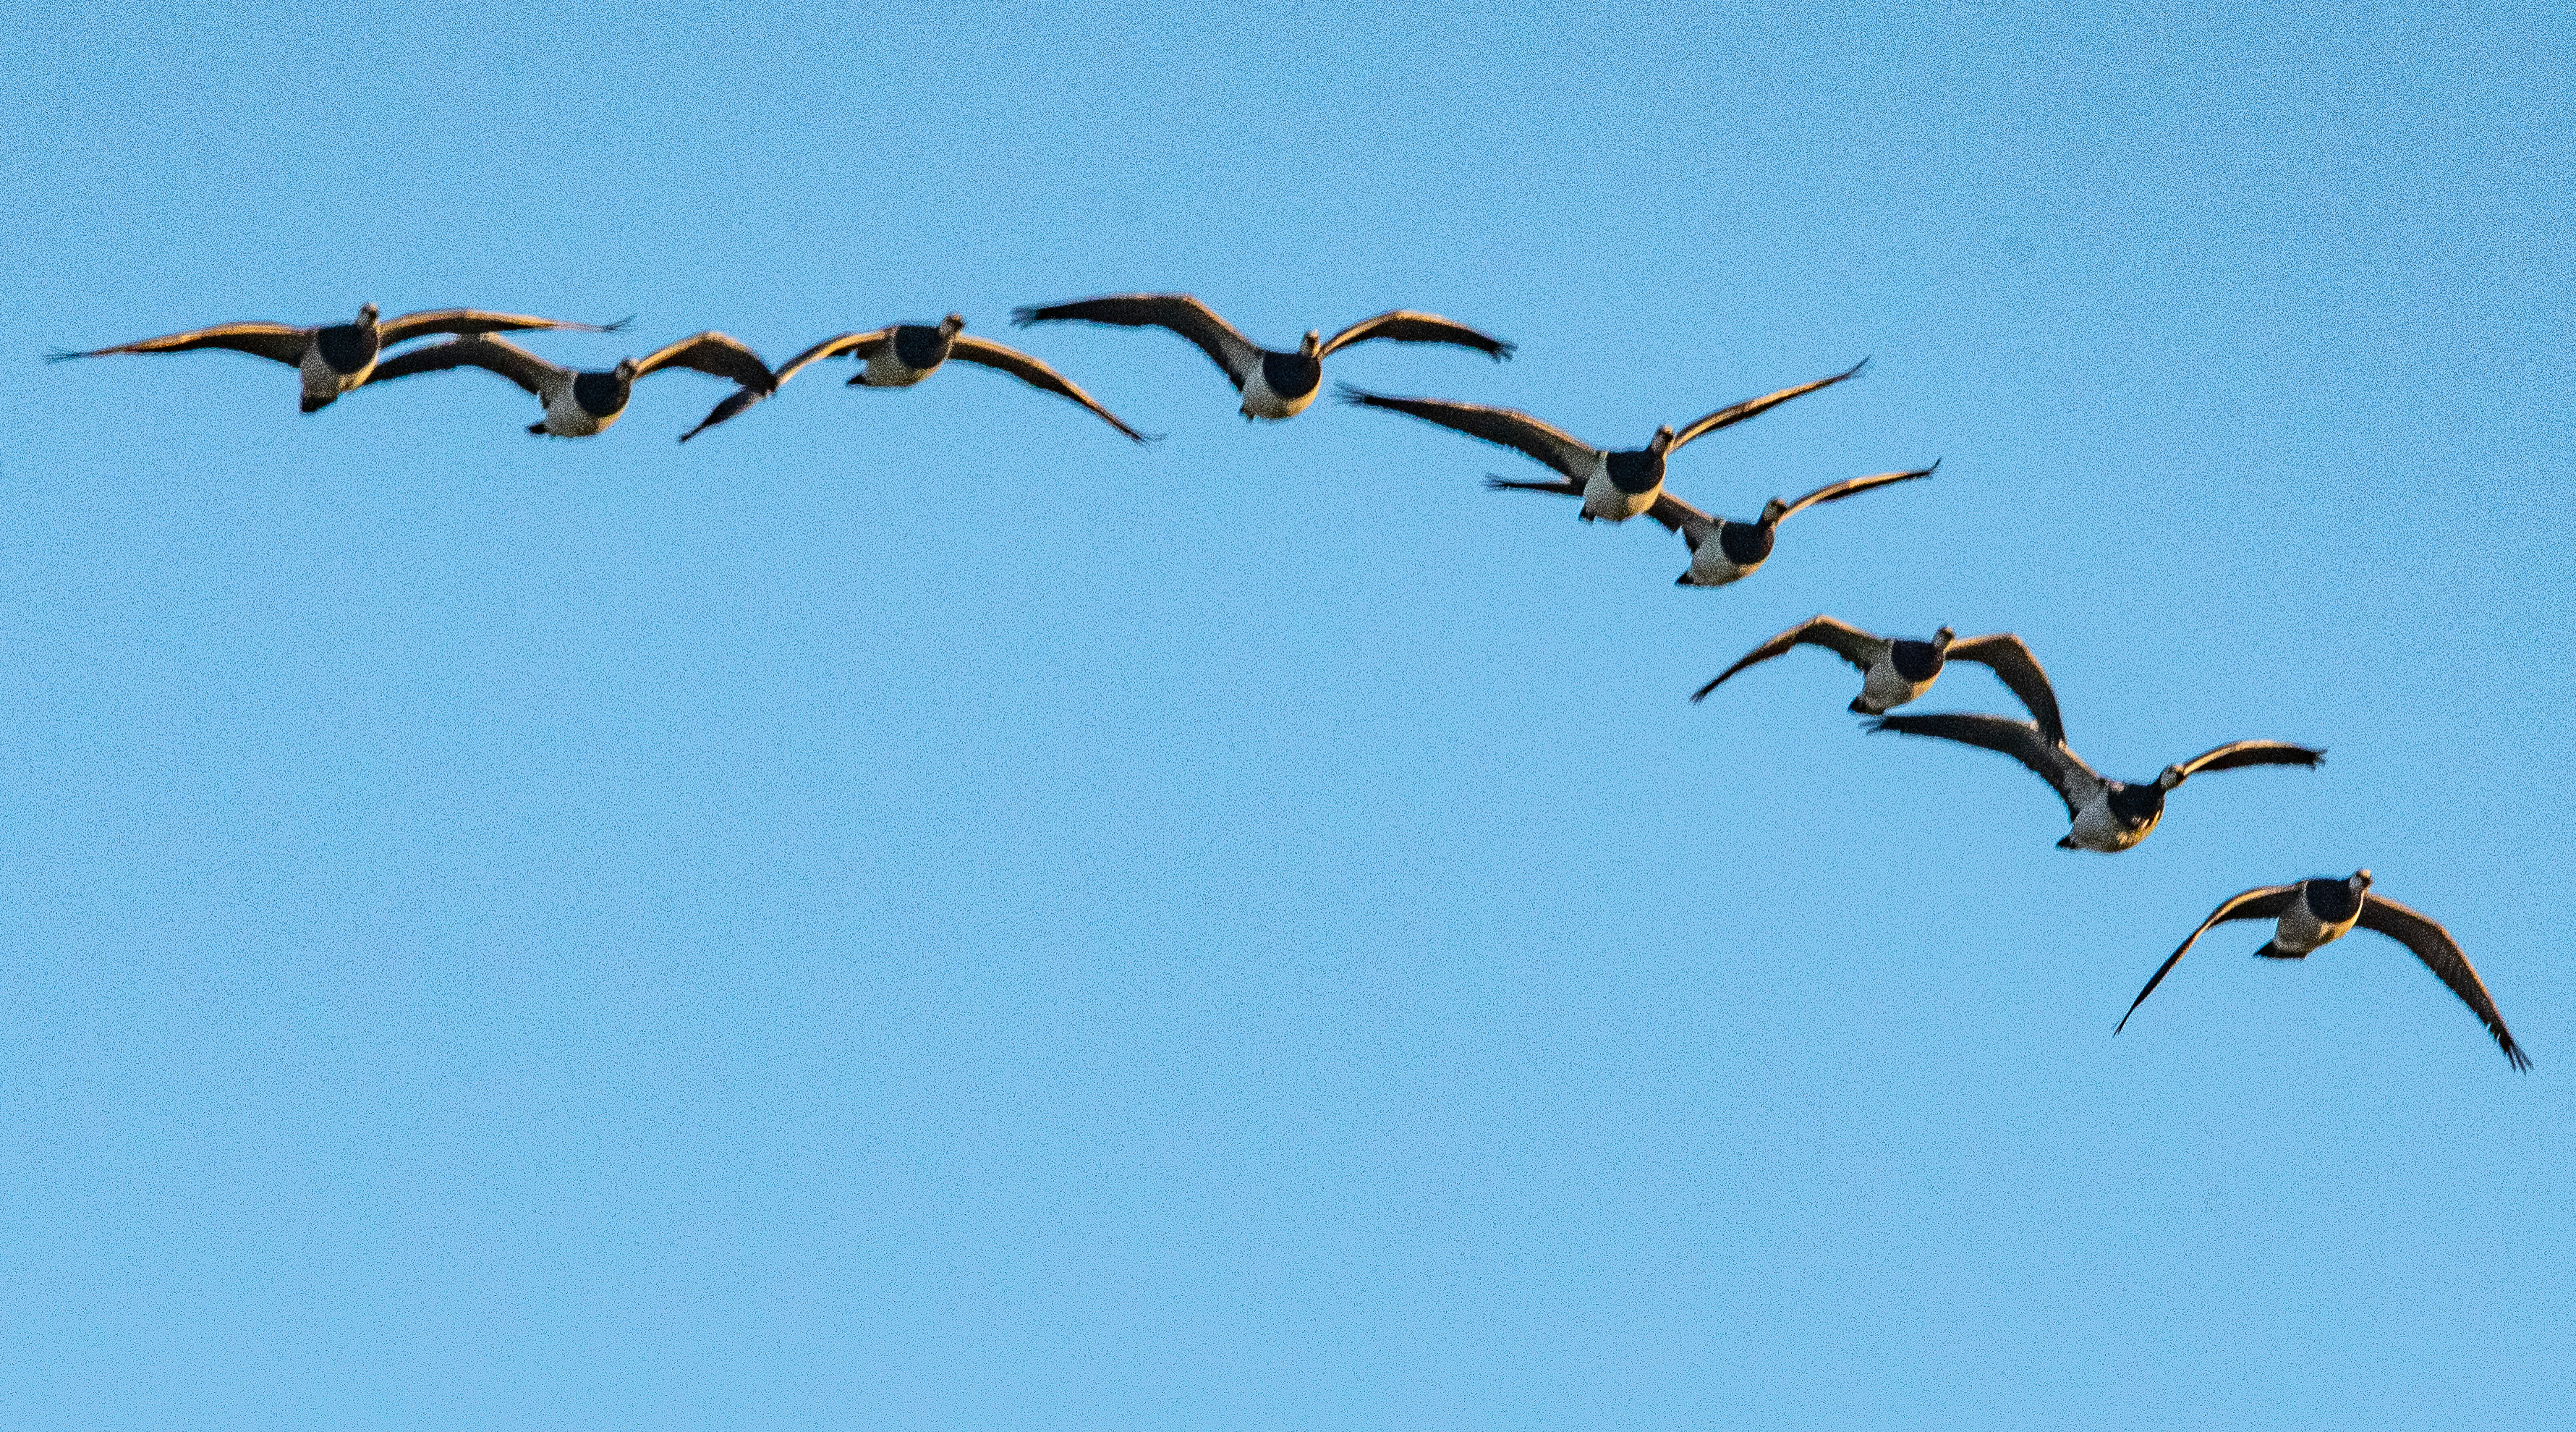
949,335 -> 1155,443
632,331 -> 775,389
1693,617 -> 1884,702
1775,461 -> 1939,521
1317,310 -> 1514,360
51,321 -> 310,367
2356,897 -> 2530,1070
1337,385 -> 1599,480
362,334 -> 558,395
1942,633 -> 2066,746
1667,358 -> 1868,451
1865,711 -> 2089,815
1011,294 -> 1259,387
2171,740 -> 2326,781
377,309 -> 630,345
676,331 -> 888,443
2114,885 -> 2300,1035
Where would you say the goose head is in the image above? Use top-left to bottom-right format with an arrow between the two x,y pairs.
612,356 -> 643,383
2350,869 -> 2374,896
940,313 -> 966,336
1759,496 -> 1793,526
354,302 -> 381,327
2155,763 -> 2190,791
1648,424 -> 1677,456
1931,625 -> 1957,653
1298,330 -> 1324,358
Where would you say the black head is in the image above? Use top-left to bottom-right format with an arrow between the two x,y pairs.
940,313 -> 966,336
1759,496 -> 1792,525
1298,329 -> 1323,357
354,302 -> 381,326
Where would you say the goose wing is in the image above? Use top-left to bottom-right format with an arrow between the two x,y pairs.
1693,616 -> 1885,702
377,309 -> 631,345
676,331 -> 888,443
362,334 -> 559,395
2169,740 -> 2326,782
1317,310 -> 1515,360
1667,358 -> 1869,451
1941,634 -> 2066,745
1772,461 -> 1939,522
630,331 -> 775,389
51,320 -> 310,367
1338,386 -> 1599,481
949,335 -> 1155,443
1011,294 -> 1260,389
2114,885 -> 2301,1035
1643,490 -> 1717,544
2356,896 -> 2530,1070
1865,712 -> 2091,816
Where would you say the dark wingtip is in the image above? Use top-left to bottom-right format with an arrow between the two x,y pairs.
2506,1039 -> 2533,1072
601,315 -> 636,333
1492,339 -> 1517,360
1845,355 -> 1872,378
1008,306 -> 1042,328
1691,679 -> 1722,703
45,349 -> 85,363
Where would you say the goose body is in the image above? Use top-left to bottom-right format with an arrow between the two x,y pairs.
365,331 -> 772,439
1865,708 -> 2321,852
674,315 -> 1149,444
1650,462 -> 1937,586
2116,871 -> 2529,1069
51,305 -> 626,412
1341,360 -> 1866,525
1694,618 -> 2062,728
1015,294 -> 1512,422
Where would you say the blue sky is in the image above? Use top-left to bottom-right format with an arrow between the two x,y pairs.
6,2 -> 2572,1426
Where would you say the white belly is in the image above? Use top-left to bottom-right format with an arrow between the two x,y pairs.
858,351 -> 932,387
299,346 -> 355,404
541,385 -> 615,437
1856,658 -> 1932,713
1238,364 -> 1312,420
1579,459 -> 1654,522
2065,793 -> 2149,852
1680,540 -> 1754,588
2274,902 -> 2355,954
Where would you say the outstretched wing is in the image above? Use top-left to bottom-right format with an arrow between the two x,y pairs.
2114,885 -> 2301,1035
362,334 -> 558,395
1318,310 -> 1514,360
949,335 -> 1155,443
51,320 -> 310,367
1643,490 -> 1717,543
676,331 -> 888,443
1865,711 -> 2089,816
1774,461 -> 1939,522
1011,293 -> 1260,389
631,331 -> 775,389
2356,897 -> 2530,1070
1693,616 -> 1884,702
1942,633 -> 2065,746
378,309 -> 631,345
2170,740 -> 2326,781
1338,385 -> 1599,480
1667,358 -> 1868,451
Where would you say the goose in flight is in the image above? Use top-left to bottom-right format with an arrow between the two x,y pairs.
1013,294 -> 1513,421
1693,617 -> 2063,729
2115,871 -> 2528,1070
48,305 -> 627,412
1863,709 -> 2322,852
362,331 -> 772,437
677,314 -> 1149,444
1338,360 -> 1866,522
1641,464 -> 1936,586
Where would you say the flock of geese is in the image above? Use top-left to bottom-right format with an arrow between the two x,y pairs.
49,296 -> 2530,1071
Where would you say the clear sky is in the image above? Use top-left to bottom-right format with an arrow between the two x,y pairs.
6,2 -> 2572,1427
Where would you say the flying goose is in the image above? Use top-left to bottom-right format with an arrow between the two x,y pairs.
1337,361 -> 1867,522
1013,294 -> 1513,421
1693,618 -> 2063,731
1863,709 -> 2322,852
2115,871 -> 2528,1069
676,314 -> 1149,444
362,331 -> 772,437
48,305 -> 627,412
1641,464 -> 1937,586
